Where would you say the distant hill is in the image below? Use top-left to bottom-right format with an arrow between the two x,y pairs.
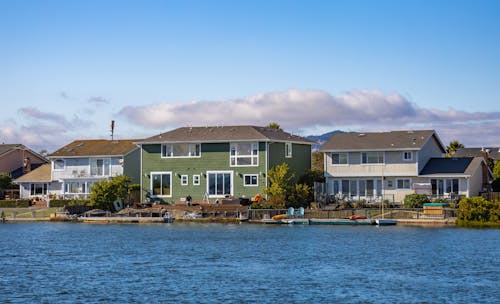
307,130 -> 344,151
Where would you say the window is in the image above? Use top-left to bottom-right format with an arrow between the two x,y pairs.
396,179 -> 412,190
181,175 -> 188,186
244,174 -> 258,186
387,180 -> 393,188
361,152 -> 384,164
162,143 -> 200,158
332,153 -> 348,165
31,183 -> 47,196
285,142 -> 292,158
207,172 -> 232,197
193,175 -> 200,186
90,158 -> 110,176
432,178 -> 459,195
403,151 -> 413,161
53,159 -> 65,170
230,142 -> 258,166
65,182 -> 87,194
151,172 -> 172,197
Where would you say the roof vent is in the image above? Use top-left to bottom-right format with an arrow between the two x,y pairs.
76,142 -> 84,147
358,133 -> 365,137
408,130 -> 414,134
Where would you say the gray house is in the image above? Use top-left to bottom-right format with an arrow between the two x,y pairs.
320,130 -> 492,203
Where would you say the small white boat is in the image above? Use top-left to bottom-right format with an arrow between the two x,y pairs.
375,219 -> 397,226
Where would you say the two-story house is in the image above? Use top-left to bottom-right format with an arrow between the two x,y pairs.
320,130 -> 492,203
135,126 -> 314,203
15,139 -> 141,199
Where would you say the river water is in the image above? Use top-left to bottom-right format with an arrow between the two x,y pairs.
0,222 -> 498,303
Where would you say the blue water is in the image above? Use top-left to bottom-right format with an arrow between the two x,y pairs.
0,223 -> 498,303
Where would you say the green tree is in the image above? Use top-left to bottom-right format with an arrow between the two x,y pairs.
493,161 -> 500,180
0,174 -> 13,190
287,183 -> 311,208
264,163 -> 294,209
267,122 -> 281,130
89,175 -> 131,210
446,140 -> 464,157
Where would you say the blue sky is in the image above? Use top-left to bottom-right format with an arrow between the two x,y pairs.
1,0 -> 499,152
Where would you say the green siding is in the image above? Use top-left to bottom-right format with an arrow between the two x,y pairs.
269,143 -> 312,183
140,142 -> 267,203
123,148 -> 141,184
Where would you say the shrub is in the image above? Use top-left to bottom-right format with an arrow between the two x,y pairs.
403,194 -> 431,208
0,200 -> 31,208
458,196 -> 500,223
49,199 -> 91,208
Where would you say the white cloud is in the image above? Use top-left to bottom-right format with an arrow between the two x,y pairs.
119,89 -> 500,146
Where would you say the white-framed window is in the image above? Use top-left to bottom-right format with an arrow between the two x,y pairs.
230,142 -> 258,166
396,178 -> 412,190
207,171 -> 233,198
193,175 -> 200,186
150,172 -> 172,197
181,175 -> 188,186
90,158 -> 111,176
361,152 -> 384,164
332,152 -> 348,165
285,142 -> 292,158
53,159 -> 65,171
431,178 -> 459,195
30,183 -> 48,196
161,143 -> 200,158
65,181 -> 87,194
243,174 -> 259,186
403,151 -> 413,161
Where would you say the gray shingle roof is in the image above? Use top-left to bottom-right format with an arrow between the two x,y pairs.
419,157 -> 479,175
453,147 -> 500,160
137,126 -> 315,145
320,130 -> 443,151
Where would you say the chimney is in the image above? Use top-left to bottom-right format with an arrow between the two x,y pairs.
23,157 -> 31,173
481,147 -> 489,159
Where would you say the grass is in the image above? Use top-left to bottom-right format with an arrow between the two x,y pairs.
1,207 -> 62,219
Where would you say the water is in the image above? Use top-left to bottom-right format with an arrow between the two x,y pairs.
0,223 -> 498,303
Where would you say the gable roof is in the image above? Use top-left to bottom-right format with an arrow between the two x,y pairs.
320,130 -> 444,152
137,126 -> 315,145
49,139 -> 139,158
0,144 -> 48,162
453,147 -> 500,160
419,157 -> 485,176
13,163 -> 52,183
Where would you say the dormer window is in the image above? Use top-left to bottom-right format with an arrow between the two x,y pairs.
403,151 -> 413,161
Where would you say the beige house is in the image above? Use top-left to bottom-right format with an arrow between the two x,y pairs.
320,130 -> 492,203
0,144 -> 47,179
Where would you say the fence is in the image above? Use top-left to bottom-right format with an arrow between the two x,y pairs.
248,207 -> 457,220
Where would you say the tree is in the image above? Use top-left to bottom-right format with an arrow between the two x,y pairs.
264,163 -> 293,209
457,196 -> 499,223
446,140 -> 464,157
493,161 -> 500,180
89,175 -> 131,210
0,174 -> 13,190
312,151 -> 324,171
267,122 -> 281,130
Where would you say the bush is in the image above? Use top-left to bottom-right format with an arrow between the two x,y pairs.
0,200 -> 31,208
403,194 -> 431,208
49,199 -> 91,208
458,196 -> 500,223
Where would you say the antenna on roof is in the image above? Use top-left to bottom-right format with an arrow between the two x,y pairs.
110,120 -> 115,140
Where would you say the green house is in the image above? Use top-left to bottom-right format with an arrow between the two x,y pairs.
136,126 -> 314,203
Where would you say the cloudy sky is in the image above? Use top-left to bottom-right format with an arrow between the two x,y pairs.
1,0 -> 499,152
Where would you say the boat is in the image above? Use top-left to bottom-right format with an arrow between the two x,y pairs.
375,219 -> 397,226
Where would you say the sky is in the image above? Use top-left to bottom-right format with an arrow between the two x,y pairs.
1,0 -> 499,153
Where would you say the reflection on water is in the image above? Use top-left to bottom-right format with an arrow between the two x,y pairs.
0,223 -> 499,303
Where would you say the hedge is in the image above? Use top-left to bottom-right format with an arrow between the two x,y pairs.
0,200 -> 31,208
